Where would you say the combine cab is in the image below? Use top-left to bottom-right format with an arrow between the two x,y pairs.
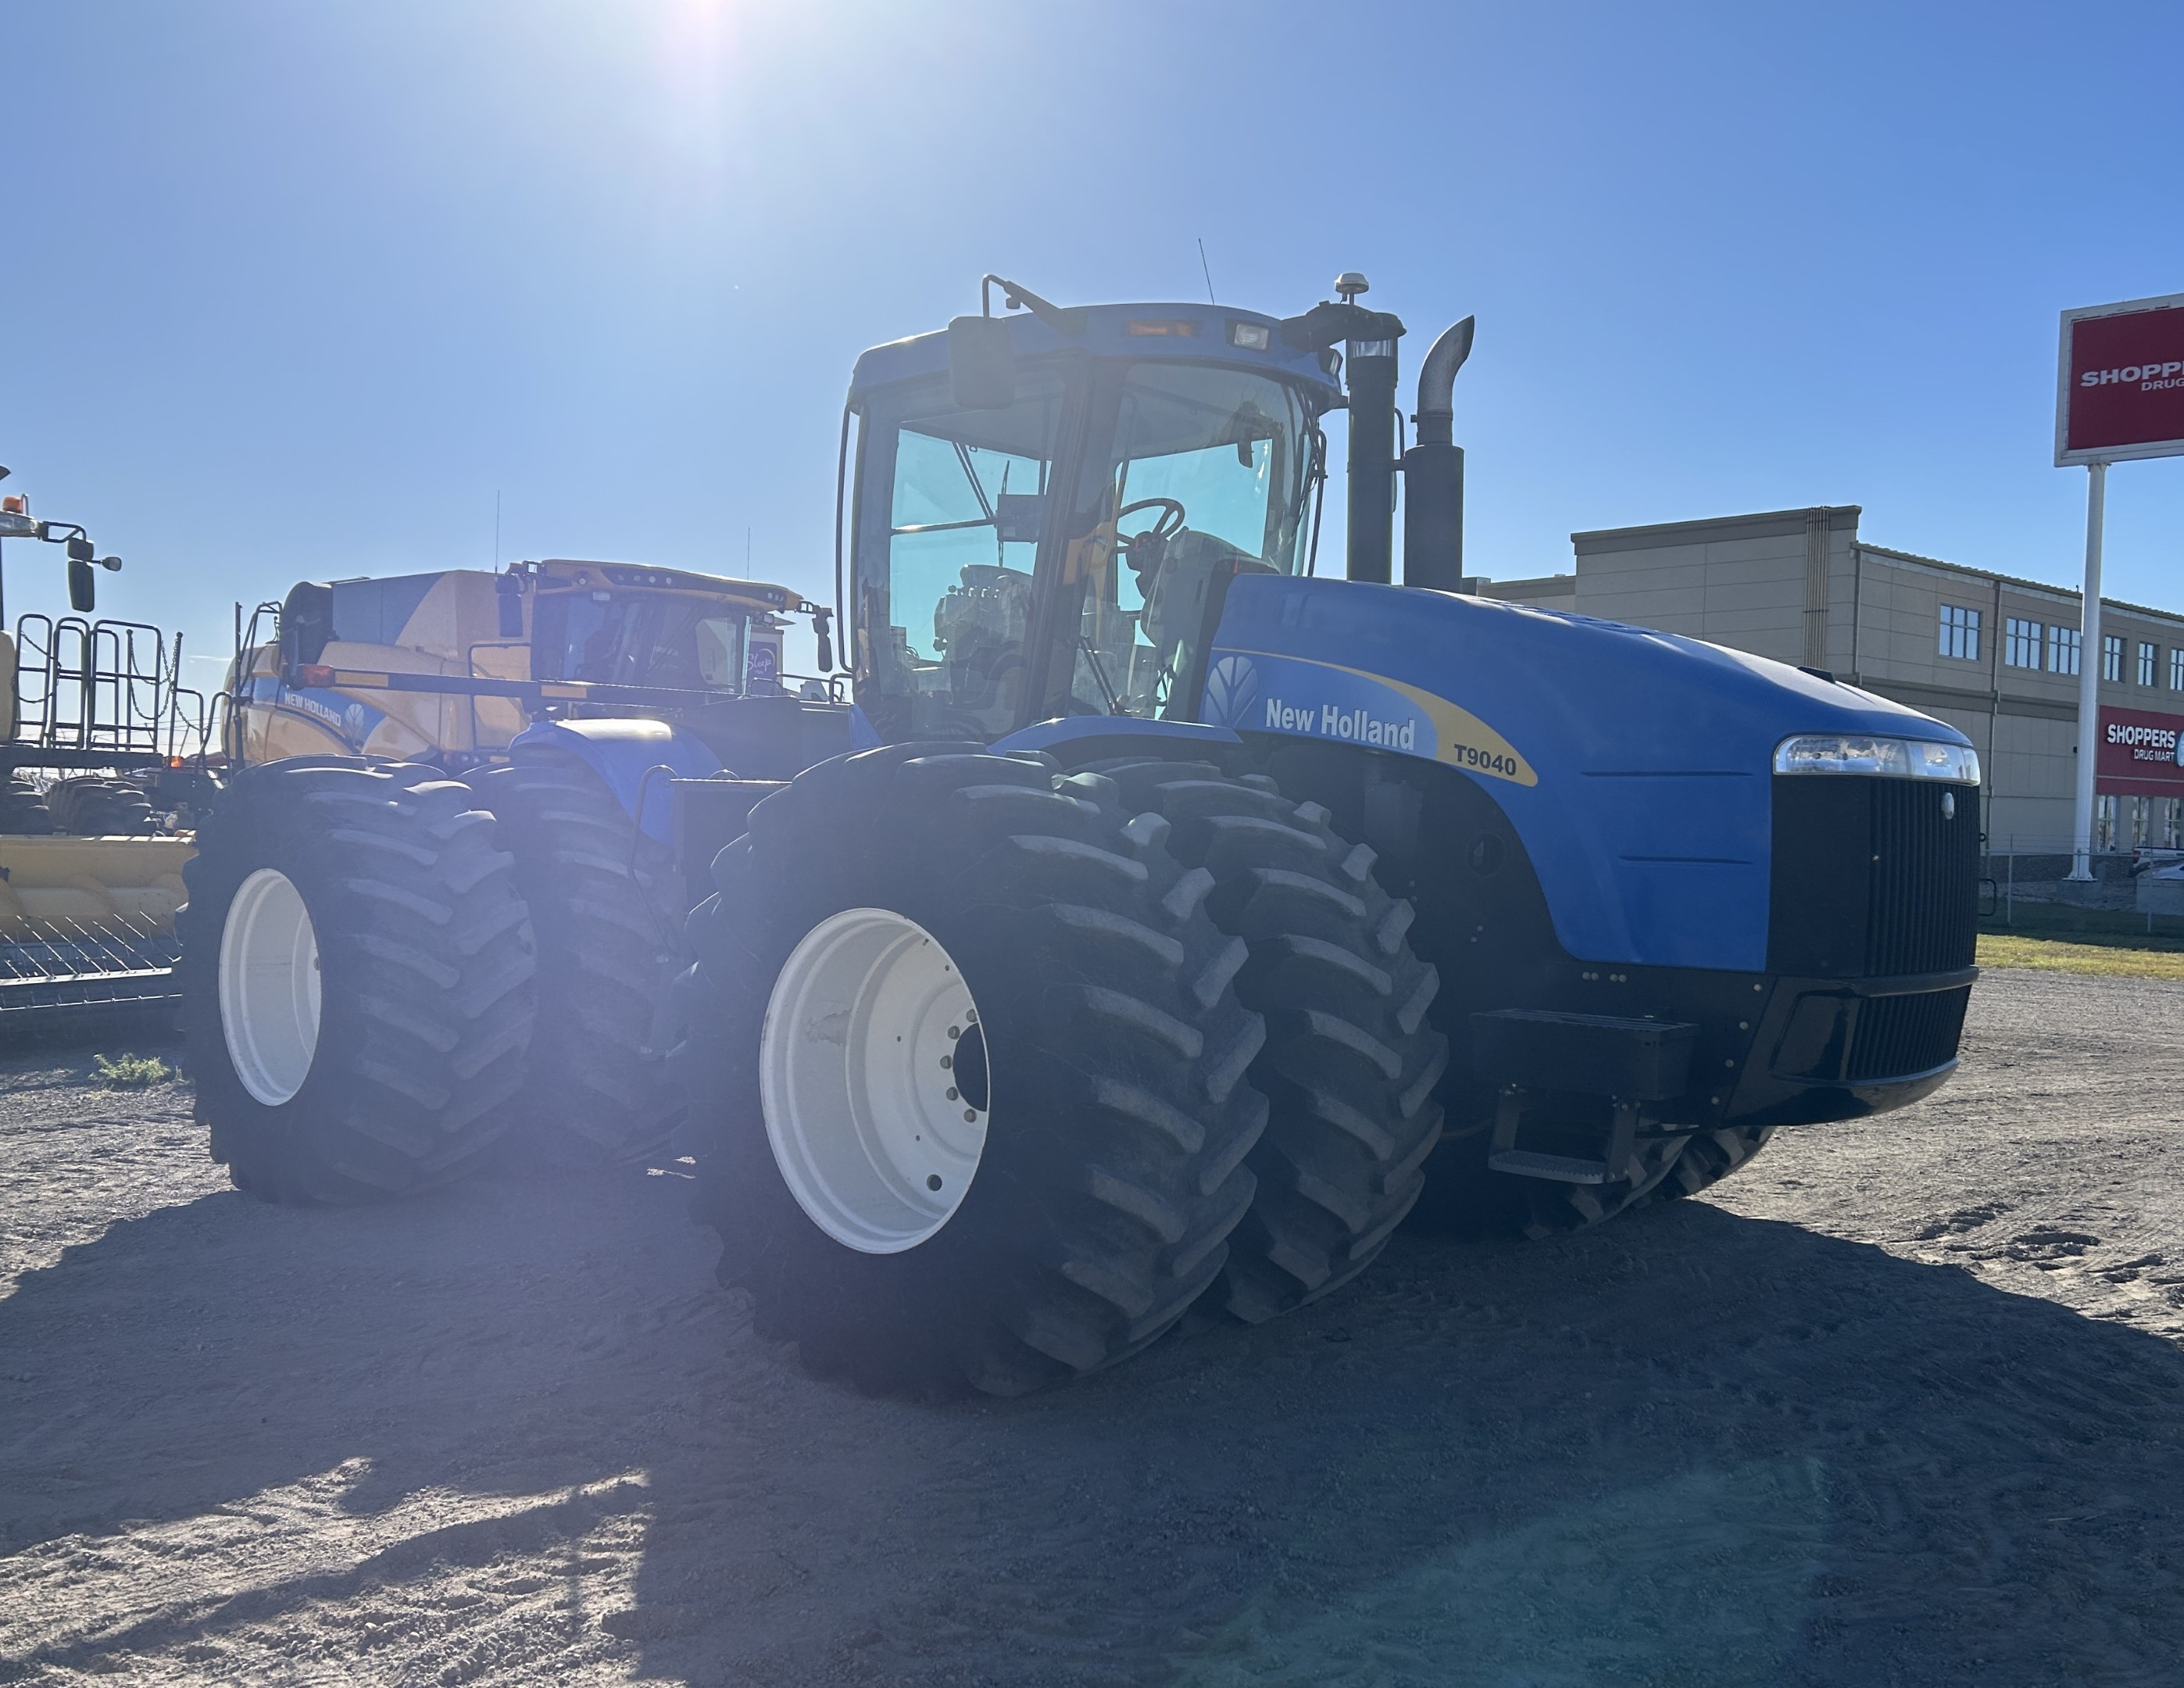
177,274 -> 1982,1396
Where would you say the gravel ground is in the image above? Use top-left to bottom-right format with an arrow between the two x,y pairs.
2,967 -> 2182,1686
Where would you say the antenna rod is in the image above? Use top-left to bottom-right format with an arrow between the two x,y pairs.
1197,238 -> 1217,305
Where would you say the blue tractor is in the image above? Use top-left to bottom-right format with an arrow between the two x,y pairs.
182,273 -> 1980,1397
660,274 -> 1981,1395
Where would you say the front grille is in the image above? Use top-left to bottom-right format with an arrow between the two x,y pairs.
1866,781 -> 1979,974
1770,777 -> 1979,978
1846,986 -> 1970,1081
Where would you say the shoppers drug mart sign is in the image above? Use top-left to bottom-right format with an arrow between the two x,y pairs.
2057,292 -> 2184,465
2097,705 -> 2184,796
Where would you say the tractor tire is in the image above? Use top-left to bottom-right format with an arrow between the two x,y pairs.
179,758 -> 536,1203
1633,1125 -> 1775,1207
1411,1123 -> 1746,1240
675,746 -> 1270,1397
0,774 -> 55,835
47,776 -> 157,835
474,746 -> 689,1168
1088,761 -> 1447,1322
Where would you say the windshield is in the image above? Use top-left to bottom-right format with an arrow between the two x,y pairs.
534,590 -> 750,692
1071,363 -> 1317,718
852,360 -> 1320,739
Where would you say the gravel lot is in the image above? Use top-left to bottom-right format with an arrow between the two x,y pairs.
3,967 -> 2182,1686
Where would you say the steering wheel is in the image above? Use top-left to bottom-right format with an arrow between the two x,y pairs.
1117,497 -> 1185,545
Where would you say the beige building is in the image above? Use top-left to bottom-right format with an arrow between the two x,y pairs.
1484,506 -> 2184,853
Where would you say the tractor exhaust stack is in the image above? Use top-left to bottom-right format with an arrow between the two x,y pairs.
1402,315 -> 1474,592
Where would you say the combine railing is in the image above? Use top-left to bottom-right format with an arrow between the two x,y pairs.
8,613 -> 213,768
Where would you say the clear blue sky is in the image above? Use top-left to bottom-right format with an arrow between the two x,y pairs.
4,0 -> 2181,683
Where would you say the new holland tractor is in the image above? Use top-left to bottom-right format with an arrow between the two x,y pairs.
182,274 -> 1982,1396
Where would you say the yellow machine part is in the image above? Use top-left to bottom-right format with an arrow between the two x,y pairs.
0,835 -> 196,940
1,630 -> 16,740
231,560 -> 804,765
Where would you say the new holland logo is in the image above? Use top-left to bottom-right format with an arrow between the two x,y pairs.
1205,654 -> 1260,722
1199,646 -> 1539,785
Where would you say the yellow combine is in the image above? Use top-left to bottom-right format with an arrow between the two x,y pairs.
4,463 -> 829,1039
227,559 -> 810,768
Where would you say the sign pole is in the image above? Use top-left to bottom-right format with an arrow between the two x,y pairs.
2068,459 -> 2109,881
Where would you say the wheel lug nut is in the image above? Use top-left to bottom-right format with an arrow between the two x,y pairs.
948,1025 -> 961,1040
946,1087 -> 959,1101
940,1053 -> 953,1069
926,1175 -> 942,1191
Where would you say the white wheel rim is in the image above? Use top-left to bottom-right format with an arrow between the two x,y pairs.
219,867 -> 323,1107
760,907 -> 991,1253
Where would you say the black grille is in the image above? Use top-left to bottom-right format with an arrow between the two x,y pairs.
1866,781 -> 1978,974
1770,777 -> 1979,978
1846,986 -> 1971,1081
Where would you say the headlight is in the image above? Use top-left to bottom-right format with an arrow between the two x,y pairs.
1773,735 -> 1981,785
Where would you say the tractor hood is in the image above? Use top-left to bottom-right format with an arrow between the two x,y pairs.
1200,574 -> 1975,974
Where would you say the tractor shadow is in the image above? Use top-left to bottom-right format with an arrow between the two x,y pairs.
4,1168 -> 2183,1685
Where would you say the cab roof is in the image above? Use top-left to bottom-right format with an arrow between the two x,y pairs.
848,302 -> 1345,408
532,560 -> 802,611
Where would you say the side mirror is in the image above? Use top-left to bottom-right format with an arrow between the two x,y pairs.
811,607 -> 836,674
948,316 -> 1017,410
69,557 -> 95,613
65,535 -> 94,563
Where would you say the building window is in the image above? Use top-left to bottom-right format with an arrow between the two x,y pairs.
2005,617 -> 2043,667
2171,647 -> 2184,691
2104,633 -> 2125,683
2142,642 -> 2160,687
1939,604 -> 1982,662
2050,625 -> 2082,675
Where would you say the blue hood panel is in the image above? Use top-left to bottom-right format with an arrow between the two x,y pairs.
510,717 -> 722,842
1203,576 -> 1971,974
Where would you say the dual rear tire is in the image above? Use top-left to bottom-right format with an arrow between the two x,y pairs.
476,745 -> 690,1168
677,746 -> 1271,1396
183,746 -> 689,1202
181,760 -> 535,1203
673,750 -> 1452,1393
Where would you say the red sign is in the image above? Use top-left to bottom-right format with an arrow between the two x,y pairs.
2057,293 -> 2184,464
2097,704 -> 2184,796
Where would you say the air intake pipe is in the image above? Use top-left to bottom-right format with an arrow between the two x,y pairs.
1400,315 -> 1474,592
1277,281 -> 1406,585
1342,322 -> 1404,585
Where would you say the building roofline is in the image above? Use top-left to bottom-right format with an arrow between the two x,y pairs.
1856,542 -> 2184,628
1571,505 -> 1861,554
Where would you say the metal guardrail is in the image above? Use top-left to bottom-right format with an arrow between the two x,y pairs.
9,613 -> 211,770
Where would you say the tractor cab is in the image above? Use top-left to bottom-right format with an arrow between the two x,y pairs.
844,289 -> 1342,742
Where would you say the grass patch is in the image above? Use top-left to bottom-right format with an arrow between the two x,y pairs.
91,1052 -> 173,1089
1978,932 -> 2184,980
1982,897 -> 2184,952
